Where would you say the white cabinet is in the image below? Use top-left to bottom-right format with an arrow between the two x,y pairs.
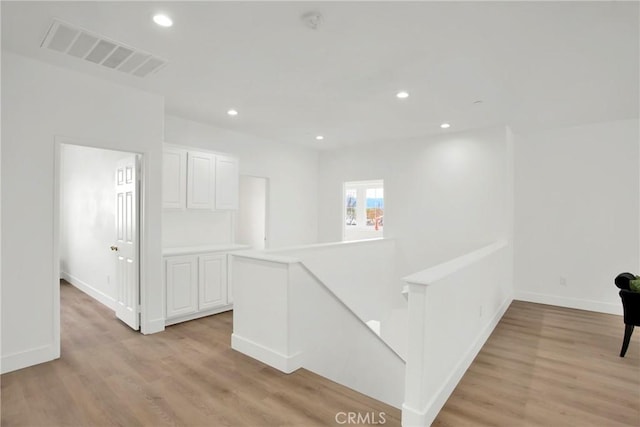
164,251 -> 232,324
165,256 -> 198,318
198,254 -> 228,310
162,148 -> 187,209
227,262 -> 234,305
162,145 -> 238,211
187,151 -> 215,209
215,155 -> 239,210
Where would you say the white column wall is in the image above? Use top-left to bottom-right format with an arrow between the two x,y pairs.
1,52 -> 164,373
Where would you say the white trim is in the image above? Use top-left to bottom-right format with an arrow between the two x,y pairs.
342,181 -> 347,241
403,240 -> 508,286
270,237 -> 391,254
231,333 -> 303,374
137,153 -> 163,335
162,142 -> 234,161
165,305 -> 233,326
138,153 -> 147,332
142,318 -> 166,335
264,176 -> 271,249
52,141 -> 62,364
402,295 -> 513,426
232,252 -> 300,265
514,291 -> 622,316
342,180 -> 385,242
61,272 -> 117,310
54,137 -> 151,352
401,403 -> 428,427
0,31 -> 2,377
1,345 -> 57,374
163,244 -> 249,257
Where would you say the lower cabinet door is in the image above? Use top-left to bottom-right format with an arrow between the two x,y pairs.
165,256 -> 198,318
198,254 -> 228,310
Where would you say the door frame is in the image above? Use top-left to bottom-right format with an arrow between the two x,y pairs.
233,174 -> 270,249
53,137 -> 146,354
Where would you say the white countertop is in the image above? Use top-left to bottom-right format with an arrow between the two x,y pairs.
231,250 -> 300,265
163,244 -> 251,257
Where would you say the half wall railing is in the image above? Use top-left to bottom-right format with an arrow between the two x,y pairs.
230,239 -> 406,408
401,240 -> 512,426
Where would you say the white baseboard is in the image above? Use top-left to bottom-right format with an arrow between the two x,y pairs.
142,318 -> 165,335
514,290 -> 622,316
401,403 -> 428,427
231,333 -> 303,374
61,272 -> 116,311
403,295 -> 513,427
1,344 -> 57,374
165,305 -> 233,326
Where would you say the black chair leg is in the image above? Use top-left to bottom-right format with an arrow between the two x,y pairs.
620,324 -> 635,357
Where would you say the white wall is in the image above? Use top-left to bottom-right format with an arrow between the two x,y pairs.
514,119 -> 640,314
287,262 -> 406,409
1,52 -> 164,373
272,239 -> 403,325
165,115 -> 319,248
163,210 -> 233,248
236,175 -> 267,250
60,144 -> 128,309
271,238 -> 407,358
317,126 -> 511,278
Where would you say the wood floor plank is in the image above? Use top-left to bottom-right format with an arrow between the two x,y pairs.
434,300 -> 640,426
3,283 -> 639,426
1,281 -> 399,426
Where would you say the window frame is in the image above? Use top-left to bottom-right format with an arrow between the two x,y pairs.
342,179 -> 384,242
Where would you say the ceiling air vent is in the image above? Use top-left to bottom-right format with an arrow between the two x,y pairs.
41,19 -> 167,78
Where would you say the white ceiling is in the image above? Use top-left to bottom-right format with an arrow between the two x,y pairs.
2,1 -> 638,149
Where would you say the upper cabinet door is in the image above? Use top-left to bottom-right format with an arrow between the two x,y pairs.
162,147 -> 187,209
215,155 -> 239,210
187,151 -> 215,209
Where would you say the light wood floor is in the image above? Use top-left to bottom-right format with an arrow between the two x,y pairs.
434,300 -> 640,426
1,281 -> 400,426
2,285 -> 639,426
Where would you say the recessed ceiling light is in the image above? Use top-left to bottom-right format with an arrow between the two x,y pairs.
153,14 -> 173,28
396,91 -> 409,99
301,11 -> 323,30
227,109 -> 238,116
440,123 -> 451,129
316,135 -> 324,140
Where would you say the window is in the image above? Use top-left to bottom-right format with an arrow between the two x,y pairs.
345,188 -> 357,226
343,180 -> 384,241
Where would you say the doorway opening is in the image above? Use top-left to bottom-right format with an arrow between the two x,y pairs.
235,175 -> 269,250
55,142 -> 143,339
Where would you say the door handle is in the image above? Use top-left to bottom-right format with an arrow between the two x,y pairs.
110,245 -> 119,251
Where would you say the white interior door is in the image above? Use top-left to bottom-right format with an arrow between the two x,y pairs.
236,176 -> 267,250
113,156 -> 140,330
